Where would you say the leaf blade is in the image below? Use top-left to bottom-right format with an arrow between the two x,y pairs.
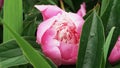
103,27 -> 115,65
3,0 -> 23,42
76,11 -> 105,68
3,21 -> 52,68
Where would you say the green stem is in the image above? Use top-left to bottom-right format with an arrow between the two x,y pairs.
60,0 -> 65,10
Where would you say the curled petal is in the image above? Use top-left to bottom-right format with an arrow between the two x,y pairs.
41,28 -> 60,47
41,28 -> 62,65
36,16 -> 56,43
35,5 -> 63,20
77,2 -> 86,17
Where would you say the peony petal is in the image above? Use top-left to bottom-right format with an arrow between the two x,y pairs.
109,36 -> 120,64
61,58 -> 77,65
59,42 -> 78,65
41,28 -> 60,47
36,16 -> 57,44
77,2 -> 86,17
68,13 -> 84,35
35,5 -> 63,20
41,28 -> 62,65
42,46 -> 62,66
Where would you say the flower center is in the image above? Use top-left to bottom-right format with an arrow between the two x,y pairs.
52,19 -> 79,44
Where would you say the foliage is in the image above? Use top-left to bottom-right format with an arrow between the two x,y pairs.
0,0 -> 120,68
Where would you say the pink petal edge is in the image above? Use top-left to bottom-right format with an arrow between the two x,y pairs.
77,2 -> 86,17
36,16 -> 56,44
68,12 -> 84,34
109,36 -> 120,64
41,28 -> 62,65
35,5 -> 63,20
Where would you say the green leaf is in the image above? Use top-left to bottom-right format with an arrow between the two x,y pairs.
63,0 -> 75,11
3,21 -> 51,68
72,0 -> 82,12
0,37 -> 40,68
22,19 -> 37,36
36,0 -> 58,5
3,0 -> 23,42
76,11 -> 105,68
72,0 -> 98,12
100,0 -> 110,16
0,25 -> 2,43
84,3 -> 100,19
106,62 -> 120,68
103,27 -> 115,66
0,36 -> 57,68
107,0 -> 120,35
113,64 -> 120,68
47,0 -> 58,5
102,0 -> 120,55
101,0 -> 114,33
39,52 -> 57,68
0,55 -> 28,68
23,0 -> 38,13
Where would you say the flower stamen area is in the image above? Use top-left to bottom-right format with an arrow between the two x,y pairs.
52,17 -> 79,44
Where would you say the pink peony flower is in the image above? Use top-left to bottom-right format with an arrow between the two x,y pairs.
109,36 -> 120,64
35,3 -> 86,66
